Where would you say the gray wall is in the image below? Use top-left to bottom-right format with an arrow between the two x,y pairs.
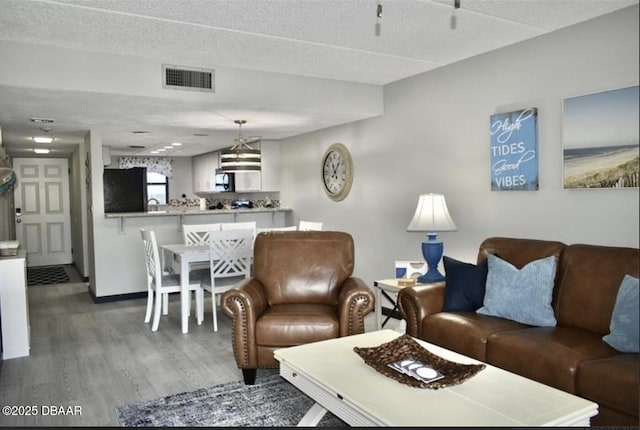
0,126 -> 15,241
69,140 -> 89,277
279,6 -> 639,287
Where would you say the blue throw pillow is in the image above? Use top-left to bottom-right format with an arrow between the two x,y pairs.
477,254 -> 557,327
442,256 -> 488,312
603,275 -> 639,353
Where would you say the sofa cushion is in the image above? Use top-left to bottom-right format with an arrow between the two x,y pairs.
603,275 -> 639,353
477,254 -> 557,327
555,244 -> 640,335
477,237 -> 565,271
422,312 -> 529,362
486,326 -> 618,393
442,256 -> 488,312
256,303 -> 339,346
577,354 -> 639,420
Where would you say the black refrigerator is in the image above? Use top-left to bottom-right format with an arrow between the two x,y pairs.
103,167 -> 147,213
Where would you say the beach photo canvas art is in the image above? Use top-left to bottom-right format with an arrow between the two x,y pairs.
563,85 -> 639,189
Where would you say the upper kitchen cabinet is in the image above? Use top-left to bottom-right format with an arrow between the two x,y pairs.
191,140 -> 281,194
260,141 -> 280,192
235,141 -> 280,191
234,171 -> 261,191
192,151 -> 218,192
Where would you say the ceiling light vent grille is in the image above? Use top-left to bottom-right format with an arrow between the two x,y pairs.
162,64 -> 214,92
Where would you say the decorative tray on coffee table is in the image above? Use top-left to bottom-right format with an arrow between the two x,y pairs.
353,334 -> 485,389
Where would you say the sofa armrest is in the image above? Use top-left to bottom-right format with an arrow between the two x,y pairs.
221,278 -> 269,369
397,281 -> 446,338
337,277 -> 375,337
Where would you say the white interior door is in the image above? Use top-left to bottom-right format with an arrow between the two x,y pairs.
13,158 -> 72,267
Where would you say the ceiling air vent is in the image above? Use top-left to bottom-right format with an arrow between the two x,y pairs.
162,64 -> 214,93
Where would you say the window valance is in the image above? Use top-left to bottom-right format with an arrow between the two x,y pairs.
119,156 -> 173,178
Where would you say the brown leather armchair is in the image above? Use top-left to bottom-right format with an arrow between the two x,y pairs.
221,230 -> 375,384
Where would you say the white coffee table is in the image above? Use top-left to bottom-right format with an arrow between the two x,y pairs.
274,330 -> 598,427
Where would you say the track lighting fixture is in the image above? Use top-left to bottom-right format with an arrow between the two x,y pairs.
375,2 -> 382,36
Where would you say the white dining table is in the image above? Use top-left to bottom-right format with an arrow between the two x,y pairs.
160,243 -> 209,334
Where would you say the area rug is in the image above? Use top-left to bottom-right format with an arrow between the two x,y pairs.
115,372 -> 346,427
26,265 -> 70,286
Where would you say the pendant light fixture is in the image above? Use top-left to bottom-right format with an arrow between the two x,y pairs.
220,120 -> 261,172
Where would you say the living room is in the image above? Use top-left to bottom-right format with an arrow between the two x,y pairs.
0,3 -> 637,290
278,4 -> 639,285
0,1 -> 638,427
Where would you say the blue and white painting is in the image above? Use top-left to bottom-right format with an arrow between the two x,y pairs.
563,85 -> 639,189
490,107 -> 539,191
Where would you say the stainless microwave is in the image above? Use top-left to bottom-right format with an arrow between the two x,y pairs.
214,171 -> 234,192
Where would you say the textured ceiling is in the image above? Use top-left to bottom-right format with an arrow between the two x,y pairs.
0,0 -> 637,157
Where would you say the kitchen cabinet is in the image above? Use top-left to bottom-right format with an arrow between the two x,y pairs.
0,251 -> 30,359
226,142 -> 279,191
260,141 -> 280,191
191,140 -> 281,193
235,171 -> 261,191
192,151 -> 218,192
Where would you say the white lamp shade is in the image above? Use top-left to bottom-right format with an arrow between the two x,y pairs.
407,193 -> 457,232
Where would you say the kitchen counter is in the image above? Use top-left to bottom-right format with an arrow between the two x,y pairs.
92,207 -> 293,299
104,207 -> 292,233
104,207 -> 290,218
0,249 -> 30,359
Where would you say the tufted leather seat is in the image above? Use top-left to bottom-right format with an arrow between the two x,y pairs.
221,230 -> 375,384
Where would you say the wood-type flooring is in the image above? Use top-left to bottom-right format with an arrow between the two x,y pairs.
0,279 -> 377,426
0,282 -> 244,426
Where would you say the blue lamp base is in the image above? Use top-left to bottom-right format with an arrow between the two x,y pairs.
417,233 -> 446,284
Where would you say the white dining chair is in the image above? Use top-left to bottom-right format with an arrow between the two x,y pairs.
298,220 -> 323,231
220,221 -> 257,241
195,229 -> 253,332
182,223 -> 222,271
256,225 -> 297,234
140,228 -> 204,332
183,223 -> 222,245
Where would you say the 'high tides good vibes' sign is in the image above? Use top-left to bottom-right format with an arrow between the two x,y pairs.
490,108 -> 539,191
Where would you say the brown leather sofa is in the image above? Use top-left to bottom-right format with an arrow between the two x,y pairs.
398,237 -> 639,426
221,231 -> 375,385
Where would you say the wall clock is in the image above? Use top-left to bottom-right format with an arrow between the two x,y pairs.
322,143 -> 353,201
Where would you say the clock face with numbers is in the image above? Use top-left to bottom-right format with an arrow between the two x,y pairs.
322,143 -> 353,201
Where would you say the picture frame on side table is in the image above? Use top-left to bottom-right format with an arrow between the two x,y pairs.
563,85 -> 639,189
395,261 -> 428,279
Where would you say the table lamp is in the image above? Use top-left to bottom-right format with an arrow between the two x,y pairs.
406,193 -> 457,283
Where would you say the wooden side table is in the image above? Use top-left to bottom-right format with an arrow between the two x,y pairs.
373,279 -> 419,330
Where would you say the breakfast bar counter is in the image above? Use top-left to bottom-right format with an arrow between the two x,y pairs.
90,207 -> 293,300
105,207 -> 292,233
104,207 -> 291,218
